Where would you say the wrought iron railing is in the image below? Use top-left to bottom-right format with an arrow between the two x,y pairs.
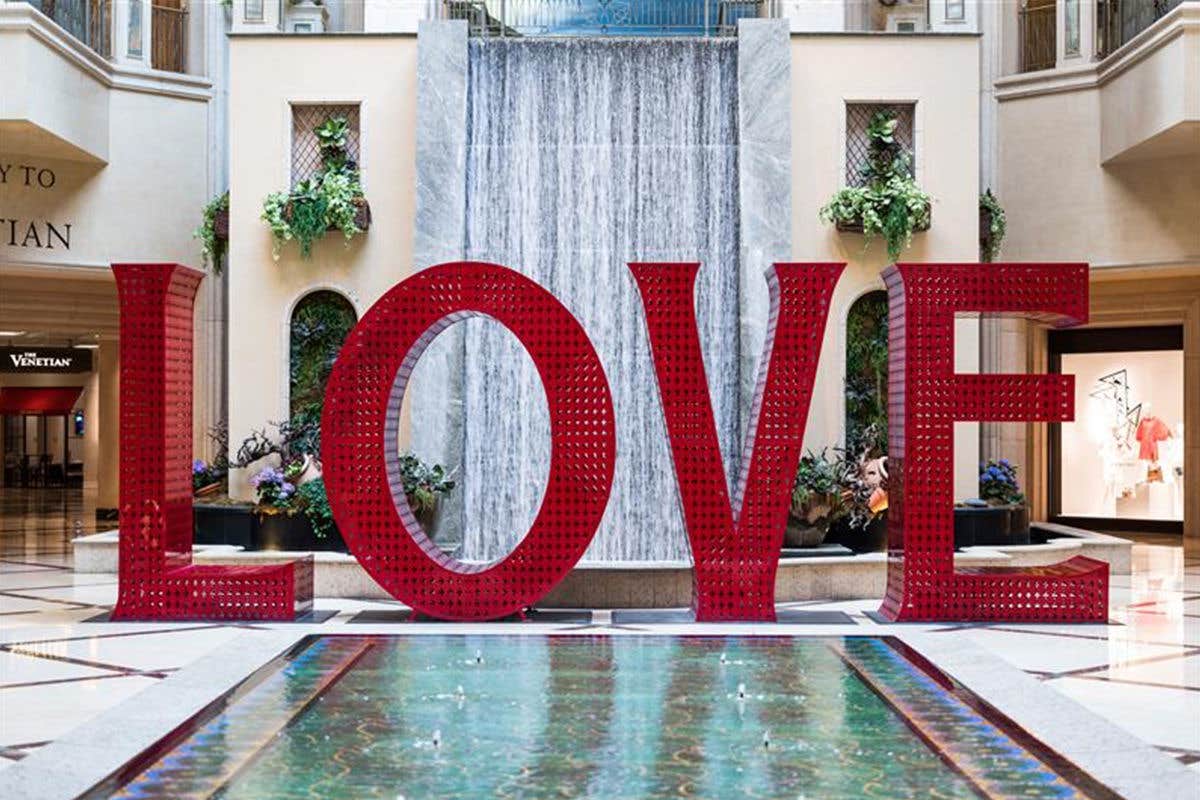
1096,0 -> 1182,58
151,2 -> 187,72
22,0 -> 111,56
438,0 -> 770,36
1018,1 -> 1056,72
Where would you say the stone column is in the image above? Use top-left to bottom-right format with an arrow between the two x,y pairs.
96,339 -> 120,517
113,0 -> 153,67
409,19 -> 470,548
736,19 -> 793,438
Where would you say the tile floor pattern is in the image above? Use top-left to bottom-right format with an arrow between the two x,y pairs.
1,489 -> 1199,782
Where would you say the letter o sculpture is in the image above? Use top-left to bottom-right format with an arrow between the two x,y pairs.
322,262 -> 617,620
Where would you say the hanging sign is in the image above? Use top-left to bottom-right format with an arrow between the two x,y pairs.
0,347 -> 93,373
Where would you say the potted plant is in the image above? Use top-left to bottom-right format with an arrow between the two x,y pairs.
831,432 -> 890,553
819,110 -> 932,263
395,453 -> 456,535
261,115 -> 370,259
979,189 -> 1006,262
785,450 -> 846,548
979,458 -> 1029,544
193,191 -> 229,274
192,458 -> 224,498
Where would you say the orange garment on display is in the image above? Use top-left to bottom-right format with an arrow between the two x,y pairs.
1135,416 -> 1170,461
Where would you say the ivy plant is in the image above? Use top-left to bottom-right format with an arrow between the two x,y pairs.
980,189 -> 1007,262
261,115 -> 367,260
193,191 -> 229,275
819,110 -> 932,263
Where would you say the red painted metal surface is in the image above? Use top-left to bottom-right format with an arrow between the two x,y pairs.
110,264 -> 311,621
878,263 -> 1107,622
631,263 -> 844,621
321,262 -> 616,621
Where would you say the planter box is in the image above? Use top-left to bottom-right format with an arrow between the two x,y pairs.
835,204 -> 931,234
194,503 -> 258,549
283,197 -> 371,234
255,512 -> 347,553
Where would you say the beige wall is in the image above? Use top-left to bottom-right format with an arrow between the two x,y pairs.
226,32 -> 982,501
789,33 -> 982,500
992,9 -> 1200,537
226,35 -> 420,497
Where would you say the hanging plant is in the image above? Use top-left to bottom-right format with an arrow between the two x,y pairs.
819,110 -> 932,263
261,115 -> 371,260
193,191 -> 229,274
979,189 -> 1007,262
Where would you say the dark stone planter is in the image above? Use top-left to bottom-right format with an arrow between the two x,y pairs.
1006,504 -> 1031,545
828,516 -> 888,553
194,503 -> 258,549
254,512 -> 347,553
783,518 -> 827,548
954,506 -> 1010,549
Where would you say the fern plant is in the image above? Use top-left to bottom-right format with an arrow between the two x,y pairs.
819,110 -> 931,263
261,115 -> 368,260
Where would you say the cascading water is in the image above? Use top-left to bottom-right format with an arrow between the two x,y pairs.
453,38 -> 741,563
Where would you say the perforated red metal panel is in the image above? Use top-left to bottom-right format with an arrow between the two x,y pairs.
321,262 -> 616,621
631,262 -> 843,621
110,264 -> 311,621
877,263 -> 1108,622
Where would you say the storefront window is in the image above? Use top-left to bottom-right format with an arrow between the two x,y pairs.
1052,327 -> 1185,527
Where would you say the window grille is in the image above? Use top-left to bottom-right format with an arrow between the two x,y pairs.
291,105 -> 361,186
845,103 -> 916,186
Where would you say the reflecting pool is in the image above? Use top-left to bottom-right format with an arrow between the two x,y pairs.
94,636 -> 1111,799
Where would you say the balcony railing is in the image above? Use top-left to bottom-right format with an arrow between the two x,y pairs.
1018,1 -> 1056,72
22,0 -> 110,56
151,2 -> 187,72
1096,0 -> 1182,58
438,0 -> 769,37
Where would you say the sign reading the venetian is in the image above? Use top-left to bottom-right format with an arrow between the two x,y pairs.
0,346 -> 92,373
109,260 -> 1108,624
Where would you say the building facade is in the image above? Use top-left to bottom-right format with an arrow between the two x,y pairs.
0,0 -> 230,515
3,0 -> 1193,541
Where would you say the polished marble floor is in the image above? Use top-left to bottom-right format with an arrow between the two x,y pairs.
1,488 -> 1198,785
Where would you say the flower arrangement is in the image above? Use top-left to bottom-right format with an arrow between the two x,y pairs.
819,110 -> 932,263
262,115 -> 369,260
979,189 -> 1007,262
979,458 -> 1024,506
839,427 -> 889,532
193,191 -> 229,274
250,465 -> 298,511
192,458 -> 224,494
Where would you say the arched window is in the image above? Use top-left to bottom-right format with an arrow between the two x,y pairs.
289,291 -> 357,422
845,290 -> 888,456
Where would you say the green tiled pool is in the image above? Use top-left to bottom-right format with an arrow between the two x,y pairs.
90,635 -> 1115,799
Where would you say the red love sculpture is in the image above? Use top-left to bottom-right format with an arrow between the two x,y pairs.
631,262 -> 843,621
878,263 -> 1107,622
111,264 -> 312,621
321,262 -> 616,621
